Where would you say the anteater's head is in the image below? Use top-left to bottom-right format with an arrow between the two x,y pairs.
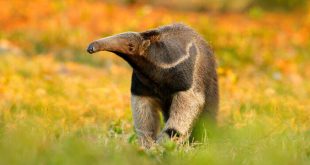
87,30 -> 160,56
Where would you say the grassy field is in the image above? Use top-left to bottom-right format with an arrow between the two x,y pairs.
0,1 -> 310,164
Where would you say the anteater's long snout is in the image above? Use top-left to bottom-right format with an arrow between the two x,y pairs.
87,35 -> 123,54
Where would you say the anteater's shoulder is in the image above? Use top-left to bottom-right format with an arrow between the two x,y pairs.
157,23 -> 209,48
157,23 -> 196,34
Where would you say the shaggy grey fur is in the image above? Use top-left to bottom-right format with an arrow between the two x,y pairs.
87,23 -> 218,148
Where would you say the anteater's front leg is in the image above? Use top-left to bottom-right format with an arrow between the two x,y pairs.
131,95 -> 160,148
157,89 -> 205,143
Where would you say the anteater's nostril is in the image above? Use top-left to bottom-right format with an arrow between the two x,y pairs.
87,44 -> 95,54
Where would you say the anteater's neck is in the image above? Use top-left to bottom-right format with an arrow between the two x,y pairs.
116,52 -> 162,84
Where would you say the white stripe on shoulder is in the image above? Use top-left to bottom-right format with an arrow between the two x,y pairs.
154,41 -> 196,69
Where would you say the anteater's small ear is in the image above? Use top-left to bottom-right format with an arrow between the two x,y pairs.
139,40 -> 151,55
140,29 -> 160,42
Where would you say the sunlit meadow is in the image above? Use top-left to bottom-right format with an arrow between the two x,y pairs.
0,0 -> 310,164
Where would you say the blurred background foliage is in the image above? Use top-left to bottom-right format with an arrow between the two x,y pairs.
0,0 -> 310,165
109,0 -> 308,11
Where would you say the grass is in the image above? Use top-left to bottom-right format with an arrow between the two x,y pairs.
0,1 -> 310,164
